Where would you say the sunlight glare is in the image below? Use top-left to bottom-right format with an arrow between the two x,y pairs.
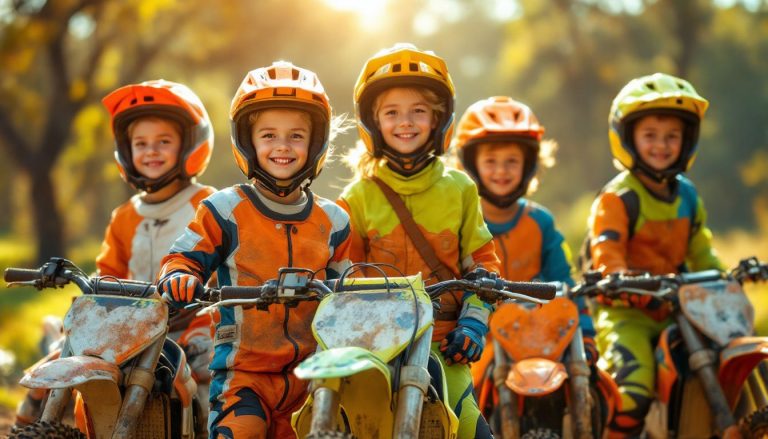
323,0 -> 389,30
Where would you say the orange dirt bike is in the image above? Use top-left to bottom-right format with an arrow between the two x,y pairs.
573,257 -> 768,438
473,282 -> 622,439
191,266 -> 557,438
4,257 -> 207,439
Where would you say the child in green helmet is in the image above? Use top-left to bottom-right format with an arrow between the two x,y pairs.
586,73 -> 724,438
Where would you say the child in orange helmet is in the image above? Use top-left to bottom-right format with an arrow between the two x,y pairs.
451,96 -> 597,419
587,73 -> 723,438
14,80 -> 218,428
338,43 -> 498,439
157,61 -> 352,439
98,79 -> 217,396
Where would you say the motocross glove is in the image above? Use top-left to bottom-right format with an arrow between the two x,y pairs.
158,272 -> 203,308
439,317 -> 486,365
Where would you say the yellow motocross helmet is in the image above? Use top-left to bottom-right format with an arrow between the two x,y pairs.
354,43 -> 455,175
609,72 -> 708,182
230,61 -> 332,197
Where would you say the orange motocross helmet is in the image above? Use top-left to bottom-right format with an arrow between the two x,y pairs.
230,61 -> 332,197
453,96 -> 545,208
102,80 -> 214,193
354,43 -> 455,175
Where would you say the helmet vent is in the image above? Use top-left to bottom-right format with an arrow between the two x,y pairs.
676,98 -> 683,104
409,62 -> 418,72
130,98 -> 138,105
392,64 -> 402,73
646,82 -> 656,91
292,69 -> 300,80
677,82 -> 686,89
143,96 -> 154,102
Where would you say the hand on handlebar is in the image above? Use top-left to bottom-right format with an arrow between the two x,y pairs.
158,272 -> 203,308
439,318 -> 487,365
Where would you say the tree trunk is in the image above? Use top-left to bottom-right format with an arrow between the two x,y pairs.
29,163 -> 65,263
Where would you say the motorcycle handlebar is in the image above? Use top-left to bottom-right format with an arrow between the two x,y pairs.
4,268 -> 42,283
501,280 -> 557,300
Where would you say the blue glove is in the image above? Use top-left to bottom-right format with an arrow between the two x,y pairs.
439,318 -> 486,365
158,272 -> 203,309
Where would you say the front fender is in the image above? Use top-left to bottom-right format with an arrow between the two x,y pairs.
294,346 -> 390,381
719,337 -> 768,407
506,358 -> 567,397
20,356 -> 121,389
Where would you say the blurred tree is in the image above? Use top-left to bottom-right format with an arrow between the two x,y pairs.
0,0 -> 201,262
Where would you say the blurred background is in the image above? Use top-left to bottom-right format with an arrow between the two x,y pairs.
1,0 -> 767,416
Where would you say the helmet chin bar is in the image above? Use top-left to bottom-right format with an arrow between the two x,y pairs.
128,167 -> 182,193
379,140 -> 436,177
252,166 -> 313,198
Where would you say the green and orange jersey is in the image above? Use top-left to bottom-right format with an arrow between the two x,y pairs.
587,170 -> 724,318
338,159 -> 500,341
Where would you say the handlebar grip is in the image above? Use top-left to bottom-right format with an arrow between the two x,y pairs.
4,268 -> 41,283
219,286 -> 266,301
502,281 -> 557,300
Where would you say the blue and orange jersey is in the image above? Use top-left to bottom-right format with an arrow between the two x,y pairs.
587,171 -> 723,318
487,197 -> 594,336
338,160 -> 500,341
96,183 -> 216,281
158,184 -> 352,375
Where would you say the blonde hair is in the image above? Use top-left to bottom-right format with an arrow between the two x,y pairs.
344,86 -> 446,179
126,116 -> 182,141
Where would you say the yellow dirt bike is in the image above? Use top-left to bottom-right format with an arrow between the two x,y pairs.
4,258 -> 206,439
574,257 -> 768,438
282,266 -> 555,439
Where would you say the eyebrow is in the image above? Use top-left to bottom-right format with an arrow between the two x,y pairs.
255,127 -> 309,133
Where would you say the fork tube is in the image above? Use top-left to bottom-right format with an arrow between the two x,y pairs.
393,326 -> 433,439
567,328 -> 593,439
112,336 -> 165,438
675,313 -> 737,434
309,385 -> 340,433
493,338 -> 519,439
40,345 -> 72,423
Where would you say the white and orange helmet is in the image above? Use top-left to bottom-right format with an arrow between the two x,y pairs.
102,80 -> 213,193
229,61 -> 332,197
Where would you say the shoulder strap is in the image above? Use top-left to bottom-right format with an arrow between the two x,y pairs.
370,176 -> 454,281
617,188 -> 640,239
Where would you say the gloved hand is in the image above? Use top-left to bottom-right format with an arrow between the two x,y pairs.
439,321 -> 485,365
582,336 -> 599,366
158,272 -> 203,308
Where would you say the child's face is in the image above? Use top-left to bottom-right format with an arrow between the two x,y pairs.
633,115 -> 684,172
130,118 -> 182,179
251,109 -> 311,180
375,87 -> 436,155
476,143 -> 525,198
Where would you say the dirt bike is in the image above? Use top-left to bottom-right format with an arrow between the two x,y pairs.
473,282 -> 622,439
259,265 -> 555,439
573,257 -> 768,438
4,257 -> 207,439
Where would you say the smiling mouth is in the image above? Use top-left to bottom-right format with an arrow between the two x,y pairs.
270,157 -> 295,165
143,161 -> 165,167
395,133 -> 418,139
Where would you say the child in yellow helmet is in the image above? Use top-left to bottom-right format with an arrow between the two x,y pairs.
338,43 -> 498,439
157,62 -> 352,438
587,73 -> 724,438
451,96 -> 598,420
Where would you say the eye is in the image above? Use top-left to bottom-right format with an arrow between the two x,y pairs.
260,133 -> 275,139
291,132 -> 305,140
384,109 -> 397,117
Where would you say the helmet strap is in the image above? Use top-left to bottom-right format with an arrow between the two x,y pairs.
381,141 -> 436,176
